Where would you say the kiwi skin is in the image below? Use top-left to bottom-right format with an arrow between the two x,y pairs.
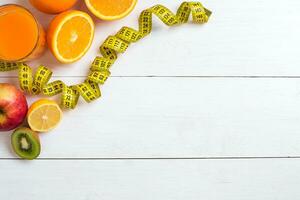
11,127 -> 41,160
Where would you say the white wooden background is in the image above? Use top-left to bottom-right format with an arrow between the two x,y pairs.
1,0 -> 300,199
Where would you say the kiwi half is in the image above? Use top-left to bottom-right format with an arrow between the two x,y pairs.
11,127 -> 41,160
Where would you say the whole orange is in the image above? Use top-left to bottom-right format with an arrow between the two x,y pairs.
29,0 -> 78,14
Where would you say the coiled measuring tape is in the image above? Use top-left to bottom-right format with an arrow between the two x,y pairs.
0,2 -> 211,109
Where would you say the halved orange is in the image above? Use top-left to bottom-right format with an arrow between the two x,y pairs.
27,99 -> 63,133
47,10 -> 95,63
85,0 -> 137,21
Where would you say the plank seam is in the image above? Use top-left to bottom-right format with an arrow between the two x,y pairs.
1,156 -> 300,160
2,76 -> 300,78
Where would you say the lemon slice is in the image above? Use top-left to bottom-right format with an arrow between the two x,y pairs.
27,99 -> 62,132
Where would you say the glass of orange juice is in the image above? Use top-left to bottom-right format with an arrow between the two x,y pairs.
0,4 -> 46,62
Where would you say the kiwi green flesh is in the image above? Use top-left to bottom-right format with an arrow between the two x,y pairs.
11,129 -> 40,160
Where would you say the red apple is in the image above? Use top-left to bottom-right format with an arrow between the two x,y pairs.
0,83 -> 28,131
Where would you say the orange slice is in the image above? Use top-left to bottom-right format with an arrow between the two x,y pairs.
47,10 -> 95,63
27,99 -> 63,133
85,0 -> 137,21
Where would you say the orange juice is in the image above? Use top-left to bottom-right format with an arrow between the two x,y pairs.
0,4 -> 46,62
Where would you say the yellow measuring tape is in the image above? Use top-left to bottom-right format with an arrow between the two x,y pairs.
0,2 -> 211,109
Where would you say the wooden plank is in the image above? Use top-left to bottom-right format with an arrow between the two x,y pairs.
2,0 -> 300,77
0,159 -> 300,200
0,77 -> 300,158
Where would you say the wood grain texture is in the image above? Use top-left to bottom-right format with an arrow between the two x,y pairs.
1,77 -> 300,158
1,159 -> 300,200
